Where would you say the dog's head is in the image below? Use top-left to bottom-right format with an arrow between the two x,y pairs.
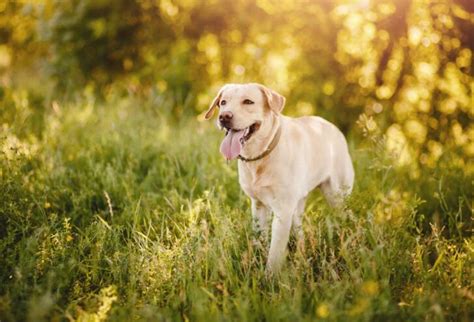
205,83 -> 285,160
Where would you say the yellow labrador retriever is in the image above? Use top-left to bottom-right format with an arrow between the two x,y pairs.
205,83 -> 354,273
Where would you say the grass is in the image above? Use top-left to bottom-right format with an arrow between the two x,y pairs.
0,90 -> 472,321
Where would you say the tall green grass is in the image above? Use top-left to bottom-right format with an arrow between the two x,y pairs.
0,91 -> 472,321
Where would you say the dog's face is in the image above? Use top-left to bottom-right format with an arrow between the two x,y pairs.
205,83 -> 285,160
216,84 -> 266,134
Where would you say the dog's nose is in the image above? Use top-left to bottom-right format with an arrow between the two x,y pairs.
219,112 -> 233,128
219,112 -> 233,123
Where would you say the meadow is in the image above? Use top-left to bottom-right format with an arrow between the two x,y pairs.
0,89 -> 472,321
1,1 -> 473,320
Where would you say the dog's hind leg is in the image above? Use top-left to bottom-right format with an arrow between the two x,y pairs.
320,172 -> 353,209
320,179 -> 345,208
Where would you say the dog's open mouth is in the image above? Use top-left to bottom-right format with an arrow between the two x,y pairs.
220,122 -> 261,160
226,122 -> 261,144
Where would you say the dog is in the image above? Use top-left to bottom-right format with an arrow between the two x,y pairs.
205,83 -> 354,274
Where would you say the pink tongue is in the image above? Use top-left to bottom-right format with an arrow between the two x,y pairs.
220,130 -> 245,160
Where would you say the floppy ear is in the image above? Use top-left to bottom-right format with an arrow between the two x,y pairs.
205,86 -> 227,120
258,84 -> 286,113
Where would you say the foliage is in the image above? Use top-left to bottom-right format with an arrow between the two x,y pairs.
2,0 -> 473,168
335,0 -> 473,173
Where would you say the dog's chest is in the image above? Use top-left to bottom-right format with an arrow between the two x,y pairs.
238,162 -> 275,201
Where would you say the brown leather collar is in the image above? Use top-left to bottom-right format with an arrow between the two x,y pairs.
238,124 -> 282,162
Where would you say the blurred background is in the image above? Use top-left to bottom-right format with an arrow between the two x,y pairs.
1,0 -> 473,168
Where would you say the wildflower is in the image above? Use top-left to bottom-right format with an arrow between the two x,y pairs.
316,303 -> 330,318
362,280 -> 379,296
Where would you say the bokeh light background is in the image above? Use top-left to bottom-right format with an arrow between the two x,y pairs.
1,0 -> 473,172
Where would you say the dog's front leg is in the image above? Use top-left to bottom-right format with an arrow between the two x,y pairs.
266,202 -> 296,274
251,199 -> 271,245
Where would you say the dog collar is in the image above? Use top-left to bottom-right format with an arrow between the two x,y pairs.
238,125 -> 282,162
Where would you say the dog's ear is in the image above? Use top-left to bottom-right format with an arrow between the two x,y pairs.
258,84 -> 286,113
205,85 -> 227,120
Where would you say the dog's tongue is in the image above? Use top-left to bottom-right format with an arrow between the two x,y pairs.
220,130 -> 245,160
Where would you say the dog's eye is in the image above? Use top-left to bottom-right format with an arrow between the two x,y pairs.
243,99 -> 254,105
220,100 -> 227,106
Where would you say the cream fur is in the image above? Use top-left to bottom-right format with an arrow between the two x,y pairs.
207,83 -> 354,274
